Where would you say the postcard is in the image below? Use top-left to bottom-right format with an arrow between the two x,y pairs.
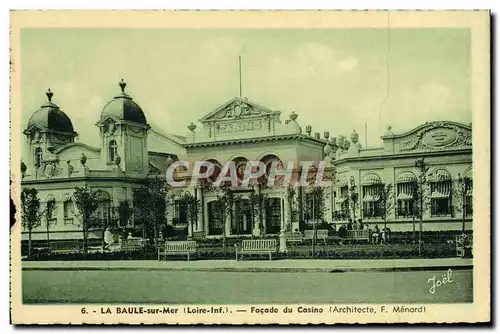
10,10 -> 490,324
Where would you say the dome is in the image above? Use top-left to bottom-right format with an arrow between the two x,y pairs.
26,89 -> 75,134
100,80 -> 147,125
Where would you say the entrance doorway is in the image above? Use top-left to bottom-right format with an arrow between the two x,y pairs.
232,199 -> 253,235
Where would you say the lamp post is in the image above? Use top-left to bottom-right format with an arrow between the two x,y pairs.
349,176 -> 357,222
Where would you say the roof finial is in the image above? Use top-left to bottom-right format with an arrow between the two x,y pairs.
119,79 -> 127,93
46,88 -> 53,102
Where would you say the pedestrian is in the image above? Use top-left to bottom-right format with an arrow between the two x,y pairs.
357,219 -> 363,230
103,227 -> 114,251
372,225 -> 380,244
338,224 -> 347,238
127,232 -> 134,240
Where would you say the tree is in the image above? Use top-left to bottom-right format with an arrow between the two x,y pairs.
306,185 -> 326,255
43,197 -> 57,246
73,186 -> 101,257
249,186 -> 267,236
178,191 -> 201,238
133,177 -> 169,246
414,158 -> 431,257
378,183 -> 394,229
454,174 -> 471,233
21,188 -> 43,258
286,185 -> 298,232
116,200 -> 133,228
214,184 -> 234,257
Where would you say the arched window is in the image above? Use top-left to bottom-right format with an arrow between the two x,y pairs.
265,197 -> 282,234
361,173 -> 383,218
63,194 -> 75,225
335,177 -> 349,220
207,200 -> 223,235
96,190 -> 112,227
429,169 -> 452,217
34,147 -> 43,167
396,171 -> 417,217
108,140 -> 117,163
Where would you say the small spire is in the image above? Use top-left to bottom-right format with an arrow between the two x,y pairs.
46,89 -> 53,102
119,79 -> 127,93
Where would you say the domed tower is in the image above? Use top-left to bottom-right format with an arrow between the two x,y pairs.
96,80 -> 150,174
23,89 -> 77,170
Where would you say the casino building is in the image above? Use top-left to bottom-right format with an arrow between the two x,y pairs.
20,80 -> 473,242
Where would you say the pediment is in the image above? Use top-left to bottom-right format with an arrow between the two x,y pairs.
199,97 -> 275,123
396,121 -> 472,152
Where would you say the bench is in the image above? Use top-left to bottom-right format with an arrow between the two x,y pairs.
456,234 -> 473,258
345,230 -> 370,242
49,240 -> 82,253
236,239 -> 277,261
285,231 -> 303,243
304,229 -> 329,243
119,238 -> 144,252
158,241 -> 197,261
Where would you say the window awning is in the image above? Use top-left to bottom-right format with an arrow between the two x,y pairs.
336,197 -> 348,204
361,173 -> 382,186
397,171 -> 417,183
397,193 -> 413,200
429,169 -> 452,182
337,179 -> 349,187
363,194 -> 380,202
464,168 -> 473,180
431,190 -> 451,199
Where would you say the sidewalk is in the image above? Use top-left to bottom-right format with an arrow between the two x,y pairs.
22,258 -> 473,273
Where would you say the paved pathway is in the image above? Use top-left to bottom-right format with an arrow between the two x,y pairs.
22,258 -> 473,273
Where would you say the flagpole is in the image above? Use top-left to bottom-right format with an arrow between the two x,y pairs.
239,56 -> 242,98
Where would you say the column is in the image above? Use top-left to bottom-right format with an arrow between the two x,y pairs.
291,185 -> 300,232
253,187 -> 261,236
279,192 -> 288,253
283,191 -> 290,232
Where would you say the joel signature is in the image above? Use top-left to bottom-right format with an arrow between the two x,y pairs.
428,269 -> 453,294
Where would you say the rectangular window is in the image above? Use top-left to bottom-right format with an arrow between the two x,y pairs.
173,200 -> 189,225
430,181 -> 452,217
362,185 -> 382,218
396,182 -> 415,217
63,200 -> 74,225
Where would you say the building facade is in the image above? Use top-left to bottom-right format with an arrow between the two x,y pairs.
21,81 -> 473,242
332,122 -> 473,231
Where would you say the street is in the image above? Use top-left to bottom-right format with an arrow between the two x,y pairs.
22,269 -> 473,304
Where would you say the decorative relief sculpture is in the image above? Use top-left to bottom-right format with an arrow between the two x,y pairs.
399,122 -> 472,152
220,101 -> 261,120
216,120 -> 262,134
43,162 -> 62,178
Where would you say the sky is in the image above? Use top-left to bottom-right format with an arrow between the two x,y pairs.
20,28 -> 471,152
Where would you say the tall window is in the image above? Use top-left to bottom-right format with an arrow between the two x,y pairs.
96,190 -> 112,227
207,200 -> 223,235
362,173 -> 382,218
45,195 -> 57,227
335,183 -> 349,220
63,195 -> 75,225
396,171 -> 417,217
430,169 -> 452,217
108,140 -> 117,163
34,147 -> 43,167
173,199 -> 189,225
266,197 -> 282,234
